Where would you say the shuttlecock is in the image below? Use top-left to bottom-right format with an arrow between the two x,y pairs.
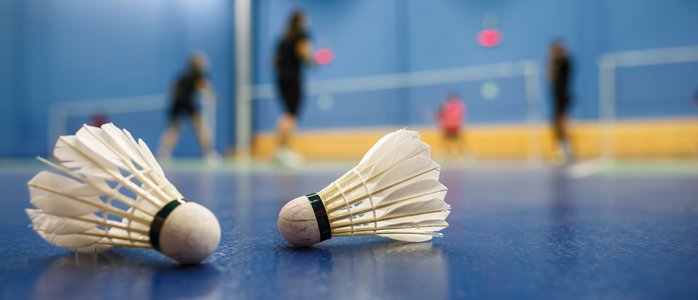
278,129 -> 450,247
26,123 -> 221,264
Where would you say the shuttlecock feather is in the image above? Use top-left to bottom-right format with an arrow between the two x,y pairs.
26,123 -> 221,264
278,129 -> 450,246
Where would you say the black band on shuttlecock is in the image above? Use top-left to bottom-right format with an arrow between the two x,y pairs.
306,193 -> 331,241
149,199 -> 187,251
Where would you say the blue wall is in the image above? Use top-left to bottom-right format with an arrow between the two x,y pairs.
2,0 -> 698,157
253,0 -> 405,132
252,0 -> 698,132
0,0 -> 233,157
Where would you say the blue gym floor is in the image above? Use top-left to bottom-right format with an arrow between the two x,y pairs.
1,162 -> 697,299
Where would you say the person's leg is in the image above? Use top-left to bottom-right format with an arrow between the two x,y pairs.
440,130 -> 459,160
158,120 -> 181,160
277,112 -> 296,149
447,137 -> 457,158
439,131 -> 449,158
191,113 -> 216,157
553,113 -> 564,145
559,95 -> 572,160
552,93 -> 570,146
559,113 -> 572,157
276,112 -> 304,167
274,79 -> 303,167
552,110 -> 572,163
558,114 -> 569,144
459,130 -> 466,156
453,131 -> 465,157
276,78 -> 300,153
446,132 -> 457,158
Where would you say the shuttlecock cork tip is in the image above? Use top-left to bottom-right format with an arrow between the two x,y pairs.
278,196 -> 327,247
156,202 -> 221,264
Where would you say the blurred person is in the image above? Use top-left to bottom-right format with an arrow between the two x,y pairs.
158,53 -> 220,165
437,93 -> 467,158
90,110 -> 109,128
548,40 -> 573,163
273,9 -> 313,167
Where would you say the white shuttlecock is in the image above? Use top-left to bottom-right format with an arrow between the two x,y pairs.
26,123 -> 221,264
278,129 -> 450,247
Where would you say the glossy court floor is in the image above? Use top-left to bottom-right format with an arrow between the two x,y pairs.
0,160 -> 697,299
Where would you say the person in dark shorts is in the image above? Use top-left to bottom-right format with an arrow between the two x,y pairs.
273,9 -> 313,167
548,40 -> 573,163
158,53 -> 220,164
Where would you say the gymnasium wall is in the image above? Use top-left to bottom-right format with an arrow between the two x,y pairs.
252,0 -> 698,131
1,1 -> 697,158
0,0 -> 234,157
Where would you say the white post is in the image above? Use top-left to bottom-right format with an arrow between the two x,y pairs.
235,0 -> 252,162
202,92 -> 216,149
599,55 -> 616,162
523,60 -> 542,164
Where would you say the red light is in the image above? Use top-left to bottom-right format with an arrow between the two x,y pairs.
314,48 -> 334,65
477,29 -> 502,47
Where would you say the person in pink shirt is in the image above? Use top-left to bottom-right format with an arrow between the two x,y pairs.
437,93 -> 467,158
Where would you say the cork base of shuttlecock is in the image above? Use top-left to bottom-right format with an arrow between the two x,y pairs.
158,202 -> 221,264
278,196 -> 323,247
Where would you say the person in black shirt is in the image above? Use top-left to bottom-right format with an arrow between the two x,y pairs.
274,9 -> 313,167
548,41 -> 573,163
158,53 -> 220,164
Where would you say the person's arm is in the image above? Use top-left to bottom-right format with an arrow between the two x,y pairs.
296,38 -> 313,65
196,78 -> 216,104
